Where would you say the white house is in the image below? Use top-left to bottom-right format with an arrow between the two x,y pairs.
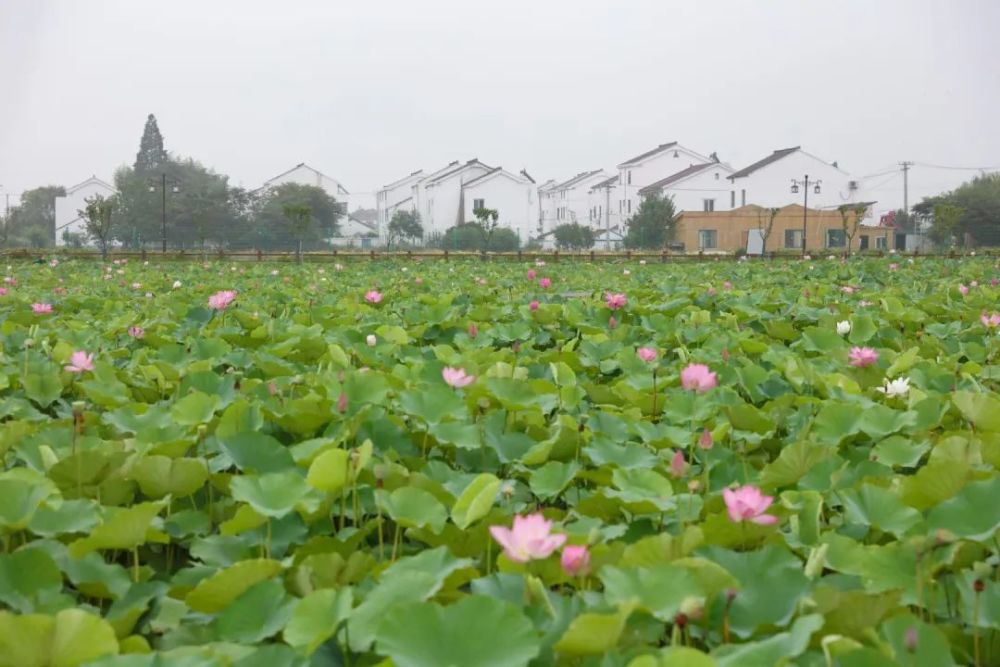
588,174 -> 621,239
637,160 -> 735,213
546,170 -> 611,233
727,146 -> 861,210
537,179 -> 559,237
376,169 -> 425,235
617,142 -> 714,221
420,159 -> 495,235
54,176 -> 116,246
460,167 -> 537,243
261,162 -> 353,218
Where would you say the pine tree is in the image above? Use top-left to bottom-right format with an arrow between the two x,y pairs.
134,114 -> 167,172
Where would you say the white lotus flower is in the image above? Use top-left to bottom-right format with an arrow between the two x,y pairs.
366,334 -> 377,347
877,377 -> 910,398
172,280 -> 182,289
836,320 -> 851,336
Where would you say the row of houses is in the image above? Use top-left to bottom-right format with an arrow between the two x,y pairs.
374,141 -> 892,253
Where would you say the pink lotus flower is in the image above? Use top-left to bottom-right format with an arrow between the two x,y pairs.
442,366 -> 475,388
608,316 -> 618,329
723,485 -> 778,525
981,313 -> 1000,328
605,292 -> 627,310
889,263 -> 899,271
529,300 -> 539,311
489,513 -> 567,563
127,326 -> 145,339
364,290 -> 383,304
841,286 -> 856,294
958,284 -> 969,296
669,450 -> 687,478
637,347 -> 657,363
468,323 -> 478,338
991,278 -> 998,287
207,290 -> 236,310
722,280 -> 733,290
415,277 -> 424,285
698,428 -> 713,450
31,303 -> 53,314
539,277 -> 552,289
0,287 -> 7,296
560,545 -> 591,576
64,351 -> 94,373
706,287 -> 717,296
680,363 -> 717,392
337,392 -> 348,413
526,269 -> 536,280
848,346 -> 878,367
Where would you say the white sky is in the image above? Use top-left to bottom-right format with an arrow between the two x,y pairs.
1,0 -> 998,210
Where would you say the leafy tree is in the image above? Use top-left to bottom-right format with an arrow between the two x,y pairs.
387,210 -> 424,245
473,207 -> 500,248
5,185 -> 66,247
254,183 -> 343,253
931,203 -> 964,248
553,223 -> 595,250
755,207 -> 780,254
283,204 -> 313,261
488,227 -> 520,251
624,192 -> 676,249
80,194 -> 115,260
837,203 -> 869,256
914,174 -> 1000,247
134,114 -> 168,173
439,221 -> 519,251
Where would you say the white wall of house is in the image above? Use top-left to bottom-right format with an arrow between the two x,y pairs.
554,170 -> 611,230
728,149 -> 860,210
54,177 -> 116,246
376,171 -> 423,233
461,169 -> 536,243
642,163 -> 736,213
423,160 -> 492,235
537,181 -> 559,236
588,180 -> 620,238
617,143 -> 712,221
411,161 -> 461,235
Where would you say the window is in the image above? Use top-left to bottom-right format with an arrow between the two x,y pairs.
826,229 -> 846,248
702,199 -> 715,212
784,229 -> 803,249
714,172 -> 720,180
741,189 -> 746,206
698,229 -> 718,250
473,198 -> 485,210
730,191 -> 735,208
875,236 -> 888,250
859,235 -> 869,250
598,205 -> 602,219
627,171 -> 632,185
627,200 -> 632,214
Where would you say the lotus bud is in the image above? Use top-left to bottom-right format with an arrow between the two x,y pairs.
680,596 -> 704,621
904,627 -> 918,653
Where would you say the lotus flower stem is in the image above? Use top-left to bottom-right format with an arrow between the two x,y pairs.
132,546 -> 140,583
974,583 -> 982,667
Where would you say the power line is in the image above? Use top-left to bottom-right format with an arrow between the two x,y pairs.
912,161 -> 1000,171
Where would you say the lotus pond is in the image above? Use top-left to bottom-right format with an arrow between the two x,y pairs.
0,256 -> 998,667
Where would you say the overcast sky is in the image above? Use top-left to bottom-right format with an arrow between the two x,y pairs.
1,0 -> 998,210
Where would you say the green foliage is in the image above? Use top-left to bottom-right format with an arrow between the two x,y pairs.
553,223 -> 595,250
79,194 -> 116,259
387,209 -> 423,245
915,172 -> 1000,247
0,257 -> 995,664
3,185 -> 66,247
134,113 -> 168,172
625,191 -> 676,249
439,221 -> 520,251
254,183 -> 342,252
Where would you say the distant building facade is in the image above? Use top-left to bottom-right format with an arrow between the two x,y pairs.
54,176 -> 116,247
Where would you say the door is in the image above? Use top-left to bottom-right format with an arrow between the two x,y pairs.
894,234 -> 906,251
746,228 -> 764,255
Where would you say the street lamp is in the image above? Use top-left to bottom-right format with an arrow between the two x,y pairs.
790,175 -> 821,255
148,174 -> 181,252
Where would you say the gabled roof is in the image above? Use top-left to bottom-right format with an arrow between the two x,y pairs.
638,163 -> 730,195
618,142 -> 678,167
381,169 -> 424,190
553,169 -> 605,191
426,158 -> 493,185
538,179 -> 559,192
728,147 -> 800,179
589,174 -> 620,192
520,169 -> 536,184
262,162 -> 349,194
65,176 -> 115,195
462,167 -> 531,189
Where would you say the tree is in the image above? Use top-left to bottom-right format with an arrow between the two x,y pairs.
473,207 -> 501,249
80,194 -> 115,260
283,203 -> 313,261
624,192 -> 676,249
553,223 -> 595,250
931,203 -> 964,248
254,183 -> 343,253
387,210 -> 424,245
914,173 -> 1000,247
135,114 -> 168,173
5,185 -> 66,247
837,203 -> 869,256
755,207 -> 780,254
438,221 -> 519,252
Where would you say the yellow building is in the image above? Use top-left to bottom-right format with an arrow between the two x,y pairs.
674,203 -> 888,254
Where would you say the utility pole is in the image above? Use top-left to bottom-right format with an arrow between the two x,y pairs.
899,161 -> 913,251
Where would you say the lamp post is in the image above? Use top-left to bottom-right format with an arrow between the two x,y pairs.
148,174 -> 181,252
790,175 -> 821,255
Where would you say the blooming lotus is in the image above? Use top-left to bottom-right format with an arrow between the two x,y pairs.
637,347 -> 657,363
529,300 -> 539,311
64,351 -> 94,374
489,513 -> 566,563
848,346 -> 878,368
366,334 -> 377,346
127,326 -> 145,339
698,428 -> 713,450
208,290 -> 237,310
526,269 -> 536,280
605,292 -> 627,310
539,277 -> 552,289
364,290 -> 383,304
669,450 -> 687,478
877,377 -> 910,398
0,287 -> 7,296
31,303 -> 53,314
468,323 -> 478,338
982,313 -> 1000,328
442,366 -> 475,388
723,485 -> 778,525
172,280 -> 182,289
836,320 -> 851,336
958,284 -> 969,296
680,363 -> 717,392
560,545 -> 591,576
